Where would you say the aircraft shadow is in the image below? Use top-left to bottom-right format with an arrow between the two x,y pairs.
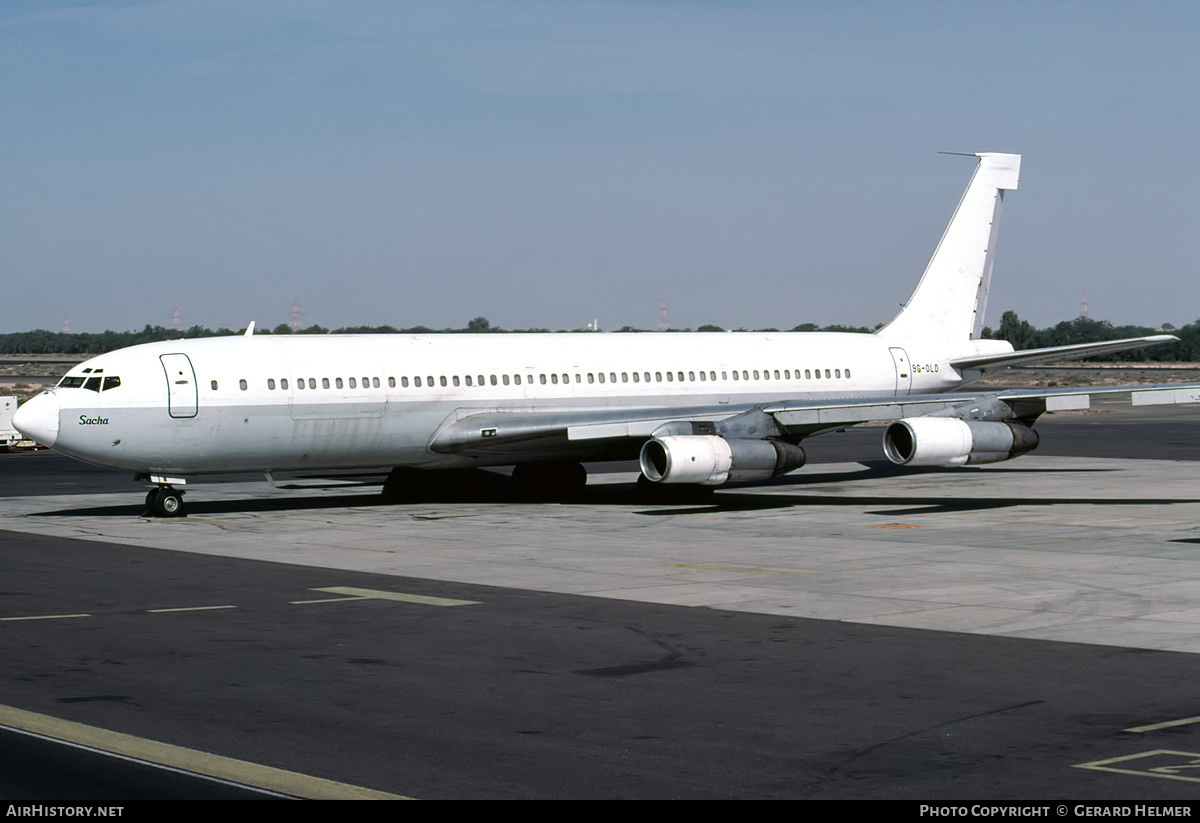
28,463 -> 1198,519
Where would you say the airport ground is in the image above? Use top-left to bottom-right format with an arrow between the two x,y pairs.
1,403 -> 1199,799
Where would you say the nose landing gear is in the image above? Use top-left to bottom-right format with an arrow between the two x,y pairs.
144,485 -> 186,517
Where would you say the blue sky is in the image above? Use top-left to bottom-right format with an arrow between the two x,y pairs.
3,1 -> 1198,333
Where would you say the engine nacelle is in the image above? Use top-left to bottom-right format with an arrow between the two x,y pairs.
639,436 -> 806,486
882,417 -> 1039,467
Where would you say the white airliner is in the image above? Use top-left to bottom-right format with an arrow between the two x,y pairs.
14,153 -> 1200,516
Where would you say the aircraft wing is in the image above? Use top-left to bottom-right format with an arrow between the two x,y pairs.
429,404 -> 743,458
431,382 -> 1200,458
950,335 -> 1178,371
765,382 -> 1200,435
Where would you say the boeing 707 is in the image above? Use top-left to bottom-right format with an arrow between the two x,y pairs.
14,152 -> 1199,516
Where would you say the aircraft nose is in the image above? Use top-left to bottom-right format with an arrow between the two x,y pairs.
12,391 -> 60,447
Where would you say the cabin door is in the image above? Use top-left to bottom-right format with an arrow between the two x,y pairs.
888,347 -> 913,396
160,353 -> 198,418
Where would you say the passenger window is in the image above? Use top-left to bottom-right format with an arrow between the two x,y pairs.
240,379 -> 248,391
490,375 -> 498,386
453,376 -> 461,387
825,369 -> 831,378
388,377 -> 395,388
268,378 -> 276,390
732,371 -> 739,381
588,373 -> 595,384
210,380 -> 218,391
845,369 -> 851,378
465,376 -> 473,386
753,370 -> 760,380
349,377 -> 357,388
551,374 -> 559,385
622,373 -> 628,383
688,371 -> 695,381
632,372 -> 640,383
363,376 -> 370,387
373,377 -> 380,388
835,369 -> 841,379
440,376 -> 447,387
322,378 -> 331,389
666,372 -> 673,382
308,378 -> 316,389
336,377 -> 344,389
805,369 -> 811,379
540,374 -> 547,385
281,378 -> 289,390
598,373 -> 605,384
502,375 -> 509,386
414,377 -> 422,387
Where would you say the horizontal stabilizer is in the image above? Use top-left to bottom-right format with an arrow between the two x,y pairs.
950,335 -> 1178,371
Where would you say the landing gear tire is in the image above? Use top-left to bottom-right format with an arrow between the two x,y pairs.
146,487 -> 186,518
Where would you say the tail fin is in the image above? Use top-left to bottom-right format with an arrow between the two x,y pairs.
876,152 -> 1020,341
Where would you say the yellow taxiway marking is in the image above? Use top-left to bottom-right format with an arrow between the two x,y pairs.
663,563 -> 816,577
0,704 -> 409,799
0,613 -> 90,622
305,586 -> 481,607
1127,716 -> 1200,733
146,605 -> 238,614
1075,749 -> 1200,784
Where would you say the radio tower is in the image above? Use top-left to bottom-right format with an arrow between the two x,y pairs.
657,297 -> 669,332
288,299 -> 304,332
61,317 -> 71,333
171,307 -> 182,330
1080,290 -> 1089,318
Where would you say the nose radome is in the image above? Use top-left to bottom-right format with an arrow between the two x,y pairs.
12,392 -> 60,447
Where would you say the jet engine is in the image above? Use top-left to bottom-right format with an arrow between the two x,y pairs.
639,436 -> 806,485
882,417 -> 1039,467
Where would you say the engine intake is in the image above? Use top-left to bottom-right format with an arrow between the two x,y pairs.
883,417 -> 1039,467
640,436 -> 806,486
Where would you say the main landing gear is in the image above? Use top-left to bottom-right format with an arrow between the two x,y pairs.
144,486 -> 186,518
510,461 -> 588,500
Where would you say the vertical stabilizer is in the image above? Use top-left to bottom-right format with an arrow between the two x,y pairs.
877,152 -> 1020,341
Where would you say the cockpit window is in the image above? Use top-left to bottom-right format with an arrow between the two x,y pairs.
57,374 -> 122,392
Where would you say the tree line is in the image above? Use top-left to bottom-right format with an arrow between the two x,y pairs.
0,312 -> 1196,360
981,311 -> 1200,362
